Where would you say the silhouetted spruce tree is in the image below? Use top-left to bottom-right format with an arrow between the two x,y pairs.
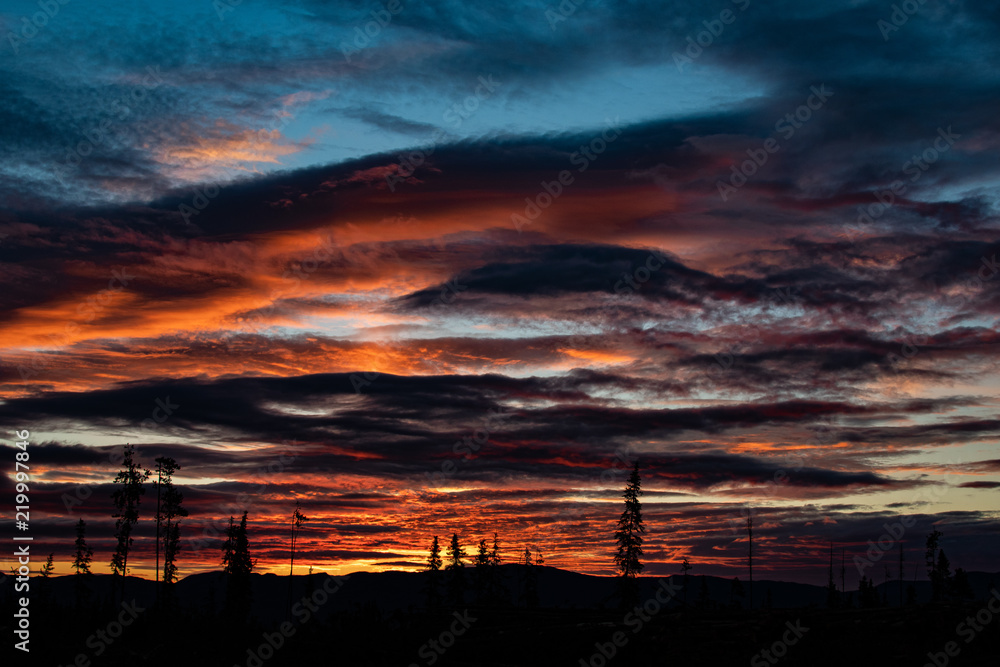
523,547 -> 538,608
680,557 -> 692,607
73,519 -> 94,609
475,539 -> 490,603
154,457 -> 187,597
446,533 -> 466,606
39,553 -> 54,577
488,532 -> 504,603
222,511 -> 254,619
37,553 -> 54,608
426,536 -> 443,608
614,461 -> 644,605
925,529 -> 944,601
110,443 -> 150,605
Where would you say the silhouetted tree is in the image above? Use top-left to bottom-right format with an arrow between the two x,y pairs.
222,511 -> 254,618
110,443 -> 150,605
859,575 -> 879,608
287,502 -> 308,617
522,547 -> 538,608
73,519 -> 93,609
289,502 -> 308,576
154,457 -> 187,594
926,529 -> 944,601
446,533 -> 466,606
614,462 -> 644,605
426,536 -> 443,608
39,553 -> 54,578
475,539 -> 490,602
488,532 -> 505,603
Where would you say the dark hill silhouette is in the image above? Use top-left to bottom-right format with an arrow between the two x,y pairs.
16,566 -> 1000,625
4,566 -> 1000,666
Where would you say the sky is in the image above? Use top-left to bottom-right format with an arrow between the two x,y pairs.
0,0 -> 998,585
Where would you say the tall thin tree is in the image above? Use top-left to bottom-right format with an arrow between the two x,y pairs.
73,519 -> 94,610
222,511 -> 254,618
427,536 -> 443,608
446,533 -> 467,606
522,547 -> 538,608
614,461 -> 645,579
154,457 -> 187,595
110,443 -> 150,605
475,539 -> 490,602
287,502 -> 309,616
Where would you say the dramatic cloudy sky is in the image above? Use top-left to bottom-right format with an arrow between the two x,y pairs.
1,0 -> 998,584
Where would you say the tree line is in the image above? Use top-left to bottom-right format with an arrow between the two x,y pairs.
38,447 -> 979,613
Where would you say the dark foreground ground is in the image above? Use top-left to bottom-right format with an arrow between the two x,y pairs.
4,601 -> 1000,666
4,570 -> 999,666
